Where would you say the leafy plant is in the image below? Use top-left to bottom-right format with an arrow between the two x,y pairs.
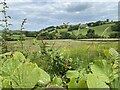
30,39 -> 70,77
0,52 -> 50,89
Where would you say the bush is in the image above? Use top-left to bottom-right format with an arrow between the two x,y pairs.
60,32 -> 71,39
111,21 -> 120,32
68,25 -> 79,31
86,29 -> 95,38
109,33 -> 120,38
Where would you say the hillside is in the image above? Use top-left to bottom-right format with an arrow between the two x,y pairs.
38,21 -> 119,39
72,23 -> 115,37
0,21 -> 119,40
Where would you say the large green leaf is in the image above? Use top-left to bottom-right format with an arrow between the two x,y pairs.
38,68 -> 51,85
91,60 -> 112,83
2,58 -> 21,77
1,52 -> 26,77
68,78 -> 78,89
11,62 -> 50,88
87,73 -> 109,88
66,70 -> 79,78
13,52 -> 25,62
77,80 -> 88,88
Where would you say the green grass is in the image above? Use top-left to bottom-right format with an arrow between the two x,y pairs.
73,23 -> 115,37
8,39 -> 118,53
6,39 -> 118,70
48,23 -> 116,38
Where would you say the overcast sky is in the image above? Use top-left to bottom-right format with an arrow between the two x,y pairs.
0,0 -> 119,31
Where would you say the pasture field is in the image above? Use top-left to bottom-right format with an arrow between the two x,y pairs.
6,39 -> 118,71
73,23 -> 116,37
7,39 -> 118,55
49,23 -> 116,37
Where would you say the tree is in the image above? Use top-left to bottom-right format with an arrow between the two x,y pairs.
68,25 -> 79,31
86,29 -> 95,38
111,21 -> 120,32
60,31 -> 71,39
109,33 -> 120,38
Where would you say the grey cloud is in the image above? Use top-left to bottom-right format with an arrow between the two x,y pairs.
1,1 -> 118,31
65,2 -> 92,12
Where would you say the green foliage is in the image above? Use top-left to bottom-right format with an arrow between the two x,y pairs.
66,70 -> 79,78
11,62 -> 50,88
38,22 -> 116,39
0,1 -> 119,89
60,31 -> 71,39
109,32 -> 120,38
111,21 -> 120,32
23,31 -> 38,37
68,25 -> 79,31
87,73 -> 109,88
66,70 -> 88,89
62,48 -> 120,89
109,48 -> 119,60
29,39 -> 69,77
86,29 -> 95,38
51,76 -> 63,86
0,52 -> 50,89
87,48 -> 120,89
87,20 -> 107,27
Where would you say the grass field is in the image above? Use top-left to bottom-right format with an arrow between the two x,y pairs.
1,39 -> 118,61
7,39 -> 118,54
73,23 -> 116,37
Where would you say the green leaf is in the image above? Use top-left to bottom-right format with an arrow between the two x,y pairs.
66,70 -> 79,78
11,62 -> 50,88
13,52 -> 25,62
109,48 -> 119,60
87,73 -> 109,88
104,49 -> 110,58
68,78 -> 77,89
91,64 -> 109,83
77,80 -> 88,88
37,68 -> 51,85
92,60 -> 113,83
51,76 -> 63,86
2,58 -> 21,77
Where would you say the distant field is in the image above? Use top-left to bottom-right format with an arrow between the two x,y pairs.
0,39 -> 118,63
73,23 -> 115,37
7,39 -> 118,52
